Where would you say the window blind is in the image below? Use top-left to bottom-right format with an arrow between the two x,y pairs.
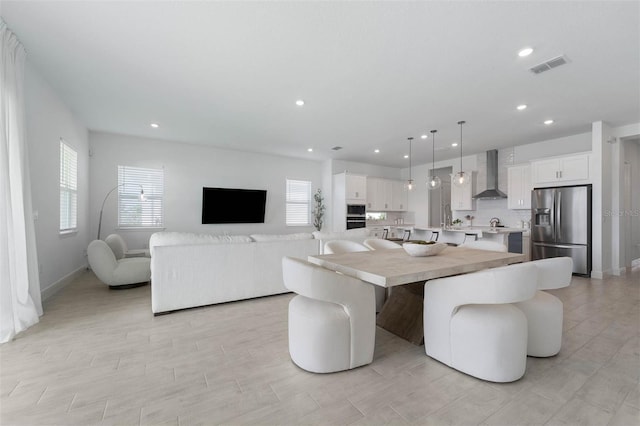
117,166 -> 164,228
286,179 -> 311,226
59,140 -> 78,232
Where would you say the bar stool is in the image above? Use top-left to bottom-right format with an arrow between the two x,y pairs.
429,231 -> 439,241
463,233 -> 478,244
402,229 -> 411,241
382,228 -> 389,239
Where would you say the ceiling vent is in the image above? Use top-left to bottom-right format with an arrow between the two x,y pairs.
331,146 -> 343,151
529,55 -> 569,74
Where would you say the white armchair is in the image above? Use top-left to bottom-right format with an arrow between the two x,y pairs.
87,240 -> 151,288
323,240 -> 386,312
105,234 -> 150,260
424,262 -> 538,382
282,256 -> 376,373
363,238 -> 401,250
514,257 -> 573,357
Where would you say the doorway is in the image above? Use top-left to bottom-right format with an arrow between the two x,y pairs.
429,167 -> 452,228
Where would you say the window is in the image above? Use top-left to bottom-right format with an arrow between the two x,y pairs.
286,179 -> 311,226
117,166 -> 164,228
59,139 -> 77,233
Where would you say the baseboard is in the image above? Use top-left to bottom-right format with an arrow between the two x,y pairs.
41,264 -> 88,301
612,267 -> 627,276
590,270 -> 604,279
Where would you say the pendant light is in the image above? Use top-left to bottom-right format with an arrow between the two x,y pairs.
427,130 -> 441,190
453,120 -> 470,187
406,137 -> 414,191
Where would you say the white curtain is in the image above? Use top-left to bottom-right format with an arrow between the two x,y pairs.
1,19 -> 42,343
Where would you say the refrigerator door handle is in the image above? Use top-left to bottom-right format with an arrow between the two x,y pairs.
551,190 -> 556,241
556,190 -> 562,242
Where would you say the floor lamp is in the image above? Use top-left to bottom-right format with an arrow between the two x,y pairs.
97,184 -> 145,240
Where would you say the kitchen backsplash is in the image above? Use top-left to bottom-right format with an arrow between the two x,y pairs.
453,198 -> 532,228
452,147 -> 532,228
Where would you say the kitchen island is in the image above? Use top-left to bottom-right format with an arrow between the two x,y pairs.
412,226 -> 527,254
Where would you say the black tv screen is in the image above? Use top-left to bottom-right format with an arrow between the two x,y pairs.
202,187 -> 267,224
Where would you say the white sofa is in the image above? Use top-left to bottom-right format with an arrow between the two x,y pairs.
149,232 -> 320,314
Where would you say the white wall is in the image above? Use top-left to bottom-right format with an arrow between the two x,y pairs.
512,132 -> 592,163
25,62 -> 90,297
89,132 -> 323,249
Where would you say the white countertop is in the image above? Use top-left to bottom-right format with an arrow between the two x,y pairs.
414,226 -> 529,235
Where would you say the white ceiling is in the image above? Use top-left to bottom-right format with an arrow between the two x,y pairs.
2,1 -> 639,168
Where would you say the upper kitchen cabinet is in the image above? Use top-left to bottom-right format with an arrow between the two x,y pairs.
335,172 -> 367,203
366,177 -> 406,211
508,164 -> 532,210
451,173 -> 476,211
531,153 -> 590,185
391,180 -> 408,211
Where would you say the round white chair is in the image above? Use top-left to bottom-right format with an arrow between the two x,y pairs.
514,257 -> 573,357
105,234 -> 150,260
282,257 -> 376,373
87,240 -> 151,288
324,240 -> 386,312
458,240 -> 507,252
363,238 -> 401,250
324,240 -> 369,254
424,262 -> 538,382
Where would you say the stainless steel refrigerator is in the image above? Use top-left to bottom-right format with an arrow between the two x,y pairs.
531,185 -> 592,276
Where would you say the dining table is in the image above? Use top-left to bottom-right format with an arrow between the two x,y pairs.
308,246 -> 526,345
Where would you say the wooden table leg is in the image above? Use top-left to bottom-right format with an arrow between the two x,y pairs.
375,282 -> 425,345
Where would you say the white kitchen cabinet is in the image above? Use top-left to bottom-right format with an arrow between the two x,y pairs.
451,174 -> 475,211
333,172 -> 367,232
368,226 -> 386,238
508,164 -> 532,210
391,180 -> 408,211
366,177 -> 395,211
344,173 -> 367,202
531,154 -> 589,185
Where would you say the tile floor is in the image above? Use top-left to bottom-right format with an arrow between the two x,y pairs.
1,268 -> 638,425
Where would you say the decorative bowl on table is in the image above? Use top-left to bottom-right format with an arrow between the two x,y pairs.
402,241 -> 447,257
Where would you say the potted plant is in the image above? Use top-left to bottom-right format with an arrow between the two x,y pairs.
312,189 -> 325,232
452,218 -> 463,229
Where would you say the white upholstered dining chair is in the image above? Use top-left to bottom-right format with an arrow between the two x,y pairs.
324,240 -> 386,312
423,262 -> 538,382
514,257 -> 573,357
282,256 -> 376,373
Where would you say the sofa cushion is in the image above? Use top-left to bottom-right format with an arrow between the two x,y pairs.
149,232 -> 252,256
250,233 -> 313,242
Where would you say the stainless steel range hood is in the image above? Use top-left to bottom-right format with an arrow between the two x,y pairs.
473,150 -> 508,199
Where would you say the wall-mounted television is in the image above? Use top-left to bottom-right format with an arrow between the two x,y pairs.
202,187 -> 267,224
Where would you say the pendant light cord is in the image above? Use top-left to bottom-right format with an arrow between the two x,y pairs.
408,137 -> 413,181
431,130 -> 437,173
458,120 -> 465,172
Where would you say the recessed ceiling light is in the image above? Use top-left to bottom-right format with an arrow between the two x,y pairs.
517,104 -> 527,110
421,134 -> 428,139
404,154 -> 409,159
150,123 -> 159,128
518,47 -> 533,57
544,119 -> 554,125
374,149 -> 380,153
307,148 -> 313,152
451,143 -> 458,147
296,100 -> 305,106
